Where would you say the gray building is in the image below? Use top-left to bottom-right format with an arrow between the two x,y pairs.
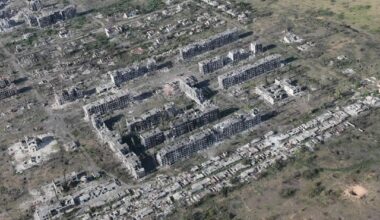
26,5 -> 77,28
218,54 -> 282,89
0,78 -> 18,100
140,128 -> 165,149
126,103 -> 181,132
213,110 -> 261,140
83,90 -> 132,120
198,56 -> 230,74
179,28 -> 239,60
157,109 -> 262,166
156,129 -> 216,166
179,76 -> 206,105
55,87 -> 84,106
109,58 -> 157,86
167,105 -> 220,138
250,41 -> 263,54
227,48 -> 250,62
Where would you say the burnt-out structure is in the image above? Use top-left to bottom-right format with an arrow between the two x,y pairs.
109,58 -> 157,86
157,110 -> 262,166
83,90 -> 132,120
156,129 -> 216,166
179,76 -> 207,105
250,41 -> 263,54
0,78 -> 18,100
126,103 -> 181,132
198,56 -> 230,75
140,128 -> 165,149
213,110 -> 261,140
26,5 -> 77,28
218,54 -> 282,89
227,48 -> 250,63
179,28 -> 239,60
167,105 -> 220,139
55,87 -> 85,106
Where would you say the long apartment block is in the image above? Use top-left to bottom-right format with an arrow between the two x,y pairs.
218,54 -> 282,89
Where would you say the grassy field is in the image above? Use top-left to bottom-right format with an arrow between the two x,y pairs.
245,0 -> 380,34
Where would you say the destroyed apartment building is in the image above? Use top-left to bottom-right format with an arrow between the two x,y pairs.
140,128 -> 166,149
91,116 -> 145,179
179,76 -> 207,105
227,48 -> 250,63
199,46 -> 256,74
126,103 -> 181,132
156,129 -> 216,166
218,54 -> 282,89
157,110 -> 261,166
166,105 -> 220,139
0,78 -> 18,100
25,4 -> 77,28
213,109 -> 261,140
198,55 -> 230,75
54,86 -> 95,106
255,78 -> 303,105
179,28 -> 239,60
109,58 -> 157,86
83,90 -> 132,120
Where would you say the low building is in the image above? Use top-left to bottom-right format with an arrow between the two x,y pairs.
255,83 -> 287,105
255,78 -> 302,104
55,86 -> 84,106
0,78 -> 18,100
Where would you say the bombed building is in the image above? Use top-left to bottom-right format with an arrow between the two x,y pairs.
198,47 -> 252,75
55,87 -> 84,106
109,58 -> 157,86
0,78 -> 18,100
91,116 -> 145,179
255,79 -> 303,105
255,83 -> 288,105
179,28 -> 239,60
140,128 -> 166,149
179,76 -> 207,105
83,90 -> 132,120
250,41 -> 263,54
198,55 -> 230,75
25,5 -> 77,28
126,103 -> 181,132
279,78 -> 302,96
123,152 -> 146,179
213,110 -> 261,140
157,109 -> 261,166
156,129 -> 216,166
167,105 -> 220,139
227,48 -> 250,63
218,54 -> 282,89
